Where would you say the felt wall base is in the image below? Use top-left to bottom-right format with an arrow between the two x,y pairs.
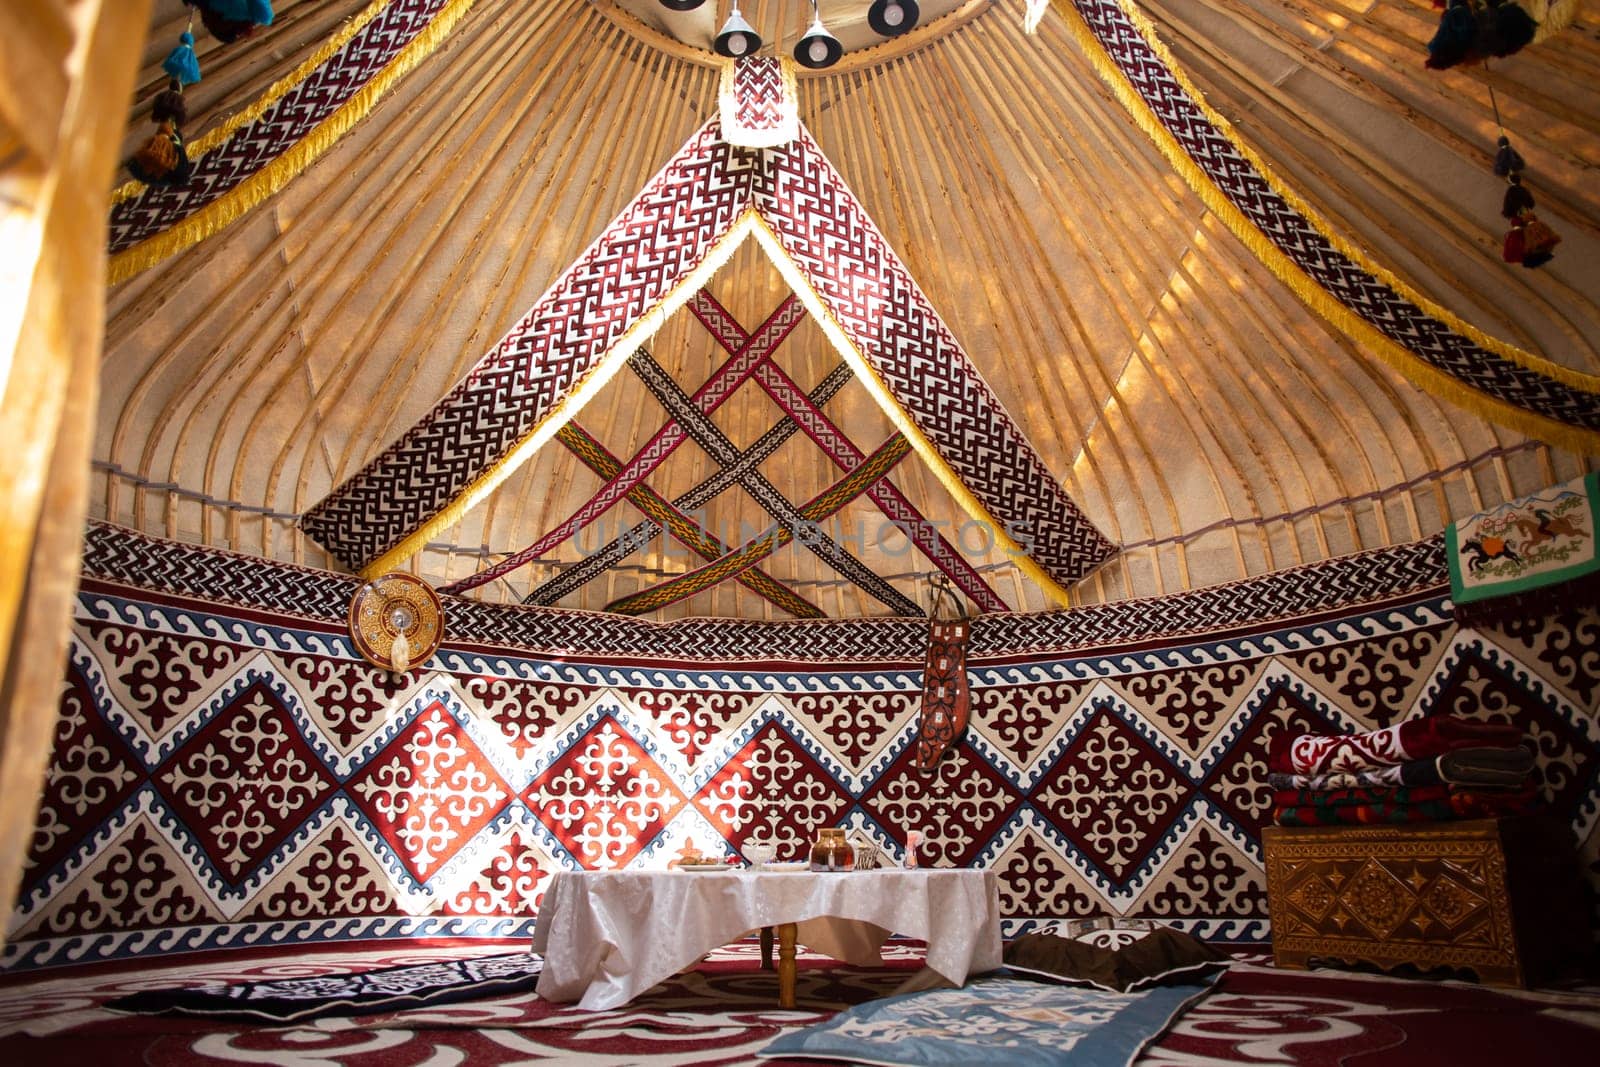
6,525 -> 1597,971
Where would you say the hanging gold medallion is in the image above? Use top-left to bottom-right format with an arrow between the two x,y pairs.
348,573 -> 444,674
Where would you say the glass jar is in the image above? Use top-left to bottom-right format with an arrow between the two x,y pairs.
809,827 -> 856,872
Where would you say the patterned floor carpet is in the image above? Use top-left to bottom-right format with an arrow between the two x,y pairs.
1,941 -> 1597,1065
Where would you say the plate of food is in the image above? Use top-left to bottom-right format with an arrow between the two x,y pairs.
677,859 -> 735,872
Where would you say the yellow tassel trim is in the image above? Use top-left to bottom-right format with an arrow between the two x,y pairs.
109,0 -> 479,286
114,0 -> 392,207
358,209 -> 760,578
1047,0 -> 1600,453
746,213 -> 1079,608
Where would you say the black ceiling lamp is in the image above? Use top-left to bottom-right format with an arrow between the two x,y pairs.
713,1 -> 763,57
793,1 -> 842,69
867,0 -> 919,37
658,1 -> 707,10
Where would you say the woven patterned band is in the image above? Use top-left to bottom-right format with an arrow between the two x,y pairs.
1055,0 -> 1600,449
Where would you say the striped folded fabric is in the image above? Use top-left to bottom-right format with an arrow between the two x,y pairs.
1272,784 -> 1542,828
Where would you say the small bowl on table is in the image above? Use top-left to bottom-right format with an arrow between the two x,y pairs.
743,842 -> 776,869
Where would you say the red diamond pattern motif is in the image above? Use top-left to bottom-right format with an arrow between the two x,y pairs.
27,660 -> 144,891
523,719 -> 687,869
154,680 -> 338,882
694,721 -> 855,862
1031,706 -> 1192,883
859,741 -> 1023,868
345,701 -> 513,883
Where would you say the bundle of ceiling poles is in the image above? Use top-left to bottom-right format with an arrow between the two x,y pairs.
657,0 -> 921,68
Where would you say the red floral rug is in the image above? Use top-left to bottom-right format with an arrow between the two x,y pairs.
1146,964 -> 1600,1066
1,943 -> 1596,1065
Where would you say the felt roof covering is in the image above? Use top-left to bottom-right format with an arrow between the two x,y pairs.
99,0 -> 1600,619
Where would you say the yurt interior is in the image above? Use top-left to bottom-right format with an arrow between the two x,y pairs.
5,0 -> 1600,1062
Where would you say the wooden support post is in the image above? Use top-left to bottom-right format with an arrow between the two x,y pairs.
760,925 -> 774,970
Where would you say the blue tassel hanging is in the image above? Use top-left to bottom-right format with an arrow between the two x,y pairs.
1426,0 -> 1478,70
1493,135 -> 1526,177
1481,0 -> 1537,57
162,31 -> 201,86
205,0 -> 271,22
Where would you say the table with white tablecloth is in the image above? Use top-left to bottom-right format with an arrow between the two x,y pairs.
530,867 -> 1002,1011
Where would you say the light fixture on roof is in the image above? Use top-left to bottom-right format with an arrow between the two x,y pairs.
713,2 -> 763,57
867,0 -> 919,37
793,1 -> 841,69
657,0 -> 706,10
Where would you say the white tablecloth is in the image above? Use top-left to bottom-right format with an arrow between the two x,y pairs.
530,868 -> 1002,1010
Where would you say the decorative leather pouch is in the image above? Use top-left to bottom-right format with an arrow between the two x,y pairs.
914,581 -> 970,774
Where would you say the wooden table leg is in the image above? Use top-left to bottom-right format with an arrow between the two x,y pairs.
777,922 -> 797,1008
760,925 -> 774,970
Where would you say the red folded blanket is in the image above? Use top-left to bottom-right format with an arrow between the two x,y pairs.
1270,716 -> 1524,776
1267,746 -> 1535,791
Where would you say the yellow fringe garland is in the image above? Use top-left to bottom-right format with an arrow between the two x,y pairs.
358,209 -> 761,578
1047,0 -> 1600,455
113,0 -> 393,207
109,0 -> 480,286
747,213 -> 1081,607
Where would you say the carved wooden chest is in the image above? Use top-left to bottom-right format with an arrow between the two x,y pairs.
1263,817 -> 1587,988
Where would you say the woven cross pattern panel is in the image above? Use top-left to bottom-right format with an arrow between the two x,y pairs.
625,349 -> 922,616
436,296 -> 810,597
110,0 -> 454,254
300,110 -> 1114,595
523,363 -> 857,609
690,290 -> 1008,613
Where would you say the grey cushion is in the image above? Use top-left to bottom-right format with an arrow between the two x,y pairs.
1003,921 -> 1229,993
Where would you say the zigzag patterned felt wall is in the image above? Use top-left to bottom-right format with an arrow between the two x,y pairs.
5,524 -> 1597,970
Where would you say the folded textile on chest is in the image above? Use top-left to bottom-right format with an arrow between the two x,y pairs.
1269,716 -> 1524,776
1268,745 -> 1535,791
1272,784 -> 1542,827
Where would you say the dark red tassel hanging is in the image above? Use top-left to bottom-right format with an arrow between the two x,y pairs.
1479,0 -> 1538,57
151,78 -> 186,126
1502,217 -> 1527,263
1489,127 -> 1559,270
1426,0 -> 1479,69
1501,173 -> 1535,218
198,5 -> 257,44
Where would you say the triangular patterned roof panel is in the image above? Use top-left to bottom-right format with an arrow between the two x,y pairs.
749,125 -> 1117,590
299,121 -> 758,571
301,59 -> 1117,601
